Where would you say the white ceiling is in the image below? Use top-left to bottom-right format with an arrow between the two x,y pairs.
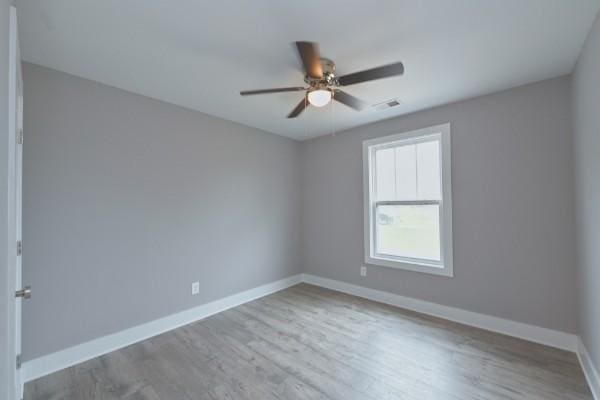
17,0 -> 600,140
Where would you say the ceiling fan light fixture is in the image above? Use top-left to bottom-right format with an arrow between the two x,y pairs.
240,41 -> 404,118
307,89 -> 332,107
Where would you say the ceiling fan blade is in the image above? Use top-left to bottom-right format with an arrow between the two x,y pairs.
338,62 -> 404,86
287,98 -> 308,118
240,87 -> 306,96
295,41 -> 323,79
333,90 -> 368,111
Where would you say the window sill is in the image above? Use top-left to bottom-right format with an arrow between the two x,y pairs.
365,255 -> 454,277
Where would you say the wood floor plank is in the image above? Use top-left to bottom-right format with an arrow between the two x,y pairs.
24,284 -> 593,400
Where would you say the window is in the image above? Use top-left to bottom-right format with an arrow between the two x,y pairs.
363,123 -> 453,276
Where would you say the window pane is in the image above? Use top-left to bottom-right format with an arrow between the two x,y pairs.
416,140 -> 441,199
395,144 -> 417,200
375,147 -> 395,200
375,139 -> 440,202
375,204 -> 441,261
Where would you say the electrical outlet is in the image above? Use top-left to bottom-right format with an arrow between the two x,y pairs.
360,266 -> 367,277
191,281 -> 200,295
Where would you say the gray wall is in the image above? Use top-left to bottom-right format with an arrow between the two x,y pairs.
21,63 -> 302,360
573,11 -> 600,375
19,62 -> 584,363
301,76 -> 577,333
1,1 -> 15,399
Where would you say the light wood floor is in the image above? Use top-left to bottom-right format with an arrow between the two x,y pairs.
25,283 -> 592,400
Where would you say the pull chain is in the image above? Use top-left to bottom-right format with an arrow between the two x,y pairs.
304,93 -> 309,139
331,91 -> 336,137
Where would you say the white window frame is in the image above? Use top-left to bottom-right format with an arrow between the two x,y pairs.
363,123 -> 453,277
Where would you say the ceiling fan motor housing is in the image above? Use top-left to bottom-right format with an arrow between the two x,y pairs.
304,58 -> 337,90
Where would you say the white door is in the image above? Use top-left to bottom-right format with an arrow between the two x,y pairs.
8,6 -> 26,400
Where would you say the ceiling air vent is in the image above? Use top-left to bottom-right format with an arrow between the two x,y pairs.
372,98 -> 402,111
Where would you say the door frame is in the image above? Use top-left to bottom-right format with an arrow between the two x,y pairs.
8,5 -> 23,400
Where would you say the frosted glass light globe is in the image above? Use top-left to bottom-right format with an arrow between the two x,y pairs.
307,89 -> 332,107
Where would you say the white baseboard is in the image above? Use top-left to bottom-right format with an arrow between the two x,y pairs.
22,274 -> 303,384
577,338 -> 600,400
22,272 -> 585,391
302,274 -> 578,352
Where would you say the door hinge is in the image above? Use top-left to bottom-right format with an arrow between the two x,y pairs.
16,354 -> 22,370
16,240 -> 22,256
17,129 -> 23,144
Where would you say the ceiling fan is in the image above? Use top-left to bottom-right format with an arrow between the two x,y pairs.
240,41 -> 405,118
